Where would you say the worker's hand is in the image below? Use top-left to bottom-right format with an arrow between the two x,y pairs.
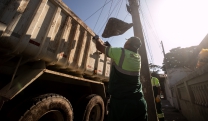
93,35 -> 104,45
155,95 -> 161,103
104,41 -> 111,47
93,35 -> 99,40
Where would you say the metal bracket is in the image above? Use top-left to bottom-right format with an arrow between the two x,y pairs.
8,56 -> 22,91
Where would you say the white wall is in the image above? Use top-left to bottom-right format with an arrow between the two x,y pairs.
164,67 -> 193,105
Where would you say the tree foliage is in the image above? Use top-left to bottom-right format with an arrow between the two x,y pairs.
149,63 -> 161,73
162,46 -> 199,70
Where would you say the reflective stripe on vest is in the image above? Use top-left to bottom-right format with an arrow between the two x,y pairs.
112,48 -> 140,76
157,113 -> 164,118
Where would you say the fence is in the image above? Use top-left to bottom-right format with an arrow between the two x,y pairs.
171,64 -> 208,121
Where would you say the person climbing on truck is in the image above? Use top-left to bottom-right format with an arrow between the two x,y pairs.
94,35 -> 148,121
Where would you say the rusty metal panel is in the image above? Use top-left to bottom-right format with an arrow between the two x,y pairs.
0,0 -> 111,81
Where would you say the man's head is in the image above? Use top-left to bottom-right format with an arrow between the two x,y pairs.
124,36 -> 142,52
151,72 -> 157,77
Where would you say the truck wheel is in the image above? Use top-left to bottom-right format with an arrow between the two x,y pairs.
75,94 -> 104,121
19,93 -> 73,121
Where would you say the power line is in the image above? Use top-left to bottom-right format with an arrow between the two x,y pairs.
108,12 -> 129,43
141,0 -> 162,50
115,0 -> 124,18
144,0 -> 160,42
140,8 -> 161,50
88,0 -> 129,45
93,0 -> 108,31
107,0 -> 114,18
140,9 -> 154,63
84,0 -> 112,22
108,0 -> 126,43
97,0 -> 114,35
123,13 -> 129,21
96,0 -> 122,35
140,19 -> 153,64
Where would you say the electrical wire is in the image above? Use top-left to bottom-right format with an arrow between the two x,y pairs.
140,9 -> 154,63
139,7 -> 164,63
96,0 -> 114,35
141,0 -> 162,50
108,12 -> 129,43
108,0 -> 125,43
84,0 -> 122,44
140,8 -> 161,50
93,0 -> 108,31
97,0 -> 122,35
107,0 -> 114,18
84,0 -> 112,22
123,12 -> 129,21
115,0 -> 124,18
84,0 -> 163,65
144,0 -> 160,42
85,0 -> 152,53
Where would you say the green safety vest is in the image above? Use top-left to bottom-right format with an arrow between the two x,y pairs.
105,47 -> 143,99
106,47 -> 141,76
151,77 -> 160,87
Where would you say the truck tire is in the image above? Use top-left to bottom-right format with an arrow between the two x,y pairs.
75,94 -> 104,121
19,93 -> 73,121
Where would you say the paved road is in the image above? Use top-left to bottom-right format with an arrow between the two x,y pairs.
162,99 -> 188,121
104,99 -> 188,121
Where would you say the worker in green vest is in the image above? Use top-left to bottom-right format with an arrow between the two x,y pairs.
94,35 -> 147,121
151,72 -> 164,121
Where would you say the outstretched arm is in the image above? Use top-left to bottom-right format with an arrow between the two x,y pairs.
94,36 -> 107,54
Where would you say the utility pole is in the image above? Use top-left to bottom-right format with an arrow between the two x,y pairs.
128,0 -> 158,120
161,41 -> 167,74
161,41 -> 166,57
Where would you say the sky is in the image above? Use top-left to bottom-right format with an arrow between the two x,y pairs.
62,0 -> 208,67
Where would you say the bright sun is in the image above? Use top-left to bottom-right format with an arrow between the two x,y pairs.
155,0 -> 208,50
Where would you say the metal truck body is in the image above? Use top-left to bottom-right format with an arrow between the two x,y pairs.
0,0 -> 110,120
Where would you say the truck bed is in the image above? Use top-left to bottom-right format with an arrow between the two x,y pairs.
0,0 -> 111,82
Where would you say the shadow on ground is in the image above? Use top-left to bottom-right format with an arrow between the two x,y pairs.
104,98 -> 188,121
162,99 -> 188,121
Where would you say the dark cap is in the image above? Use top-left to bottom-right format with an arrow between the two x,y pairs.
127,36 -> 142,49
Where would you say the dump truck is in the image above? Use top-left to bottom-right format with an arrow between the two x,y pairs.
0,0 -> 111,120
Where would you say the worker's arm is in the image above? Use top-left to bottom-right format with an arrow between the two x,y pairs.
94,36 -> 107,54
